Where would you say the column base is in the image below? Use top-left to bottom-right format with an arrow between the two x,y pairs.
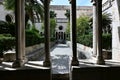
96,56 -> 105,65
71,58 -> 79,66
12,59 -> 24,68
0,58 -> 3,64
43,60 -> 51,67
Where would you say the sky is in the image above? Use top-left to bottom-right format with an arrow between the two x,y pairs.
50,0 -> 92,6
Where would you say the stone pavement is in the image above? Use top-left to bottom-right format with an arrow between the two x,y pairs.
0,43 -> 120,71
50,44 -> 72,74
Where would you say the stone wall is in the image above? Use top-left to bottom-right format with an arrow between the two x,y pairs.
111,0 -> 120,61
66,41 -> 93,59
4,42 -> 56,61
0,5 -> 13,21
102,0 -> 120,61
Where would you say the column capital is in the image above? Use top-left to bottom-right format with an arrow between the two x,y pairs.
91,0 -> 96,5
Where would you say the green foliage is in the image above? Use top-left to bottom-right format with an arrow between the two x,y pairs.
25,0 -> 44,23
4,0 -> 15,10
66,15 -> 91,41
42,18 -> 57,37
3,0 -> 44,24
90,13 -> 112,34
66,21 -> 70,40
0,21 -> 15,36
77,34 -> 112,49
102,34 -> 112,49
31,24 -> 39,33
64,9 -> 70,20
77,34 -> 93,47
102,13 -> 112,29
50,37 -> 56,42
77,15 -> 91,36
25,29 -> 42,47
50,11 -> 56,19
50,19 -> 57,37
0,35 -> 15,57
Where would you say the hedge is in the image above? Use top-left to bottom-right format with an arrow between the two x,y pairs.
0,35 -> 15,57
77,34 -> 93,47
0,21 -> 15,36
77,33 -> 112,49
25,30 -> 42,47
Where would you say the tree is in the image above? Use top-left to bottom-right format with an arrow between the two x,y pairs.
3,0 -> 44,25
102,13 -> 112,33
4,0 -> 15,10
50,11 -> 56,19
50,19 -> 56,37
90,13 -> 112,34
64,9 -> 70,20
65,15 -> 91,40
77,15 -> 91,36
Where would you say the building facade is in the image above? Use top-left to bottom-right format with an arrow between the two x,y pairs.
50,5 -> 93,41
0,1 -> 14,22
102,0 -> 120,61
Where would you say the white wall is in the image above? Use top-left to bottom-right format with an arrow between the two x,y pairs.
111,0 -> 120,61
0,5 -> 13,21
103,0 -> 120,61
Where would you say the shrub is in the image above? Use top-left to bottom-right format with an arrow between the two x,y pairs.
0,35 -> 15,57
50,37 -> 56,42
25,30 -> 41,47
77,33 -> 112,50
77,34 -> 93,47
102,34 -> 112,49
0,21 -> 15,36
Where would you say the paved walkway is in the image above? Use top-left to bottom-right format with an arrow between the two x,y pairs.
51,44 -> 72,74
0,43 -> 120,73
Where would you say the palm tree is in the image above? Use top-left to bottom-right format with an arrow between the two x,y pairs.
90,13 -> 112,34
102,13 -> 112,33
3,0 -> 44,25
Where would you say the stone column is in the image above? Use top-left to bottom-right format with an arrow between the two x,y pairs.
70,0 -> 79,66
12,0 -> 25,68
21,0 -> 27,63
43,0 -> 51,67
69,1 -> 72,49
91,0 -> 97,56
64,32 -> 66,40
96,0 -> 105,65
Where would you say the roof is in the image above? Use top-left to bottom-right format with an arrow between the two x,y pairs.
50,5 -> 93,10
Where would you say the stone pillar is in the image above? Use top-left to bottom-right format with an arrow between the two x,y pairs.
61,32 -> 63,40
43,0 -> 51,67
70,0 -> 79,66
91,0 -> 97,56
64,32 -> 66,40
12,0 -> 25,68
96,0 -> 105,65
69,1 -> 72,49
21,0 -> 27,63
